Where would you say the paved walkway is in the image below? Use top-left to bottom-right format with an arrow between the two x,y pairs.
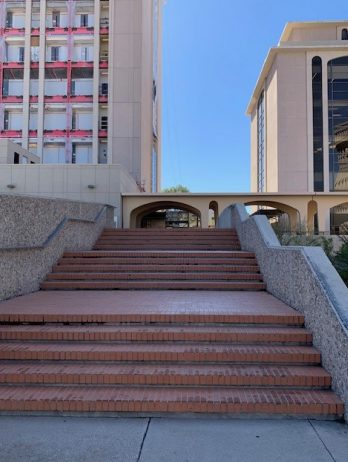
0,416 -> 347,462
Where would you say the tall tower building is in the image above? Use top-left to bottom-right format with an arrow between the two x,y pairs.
0,0 -> 162,192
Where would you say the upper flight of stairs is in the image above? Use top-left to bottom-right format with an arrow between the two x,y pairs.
41,228 -> 266,291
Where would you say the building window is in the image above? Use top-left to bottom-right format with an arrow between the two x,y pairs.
80,14 -> 89,27
51,47 -> 60,61
6,12 -> 13,28
4,110 -> 9,130
257,91 -> 265,192
312,56 -> 324,191
328,56 -> 348,191
19,47 -> 25,62
342,29 -> 348,40
101,116 -> 108,130
52,11 -> 60,28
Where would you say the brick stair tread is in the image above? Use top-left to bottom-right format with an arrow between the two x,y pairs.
0,325 -> 312,343
40,281 -> 267,291
46,272 -> 264,282
0,363 -> 331,387
58,258 -> 258,266
0,342 -> 321,363
63,250 -> 255,258
93,246 -> 242,251
53,264 -> 261,273
0,385 -> 343,416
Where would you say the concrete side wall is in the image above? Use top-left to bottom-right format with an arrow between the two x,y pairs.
277,52 -> 309,192
218,204 -> 348,421
0,195 -> 114,301
0,164 -> 139,226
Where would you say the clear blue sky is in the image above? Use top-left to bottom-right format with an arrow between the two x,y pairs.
161,0 -> 348,192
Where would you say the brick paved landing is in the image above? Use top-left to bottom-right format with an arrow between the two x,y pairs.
0,290 -> 344,419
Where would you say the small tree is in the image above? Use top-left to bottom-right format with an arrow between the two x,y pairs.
162,185 -> 190,193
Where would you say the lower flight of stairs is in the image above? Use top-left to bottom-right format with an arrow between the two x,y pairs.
41,229 -> 266,291
0,309 -> 343,418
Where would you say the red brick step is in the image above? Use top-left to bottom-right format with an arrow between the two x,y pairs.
0,385 -> 342,417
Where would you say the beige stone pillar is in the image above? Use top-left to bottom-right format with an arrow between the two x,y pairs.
317,201 -> 331,234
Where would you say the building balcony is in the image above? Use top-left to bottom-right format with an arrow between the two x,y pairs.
71,61 -> 94,69
31,28 -> 40,36
4,28 -> 25,36
72,26 -> 94,34
100,27 -> 109,35
30,96 -> 39,103
99,61 -> 109,69
44,95 -> 68,102
70,95 -> 93,103
99,129 -> 108,138
2,62 -> 24,69
1,95 -> 23,103
46,27 -> 69,35
70,129 -> 93,138
0,130 -> 22,138
43,129 -> 67,137
99,95 -> 108,103
29,130 -> 38,138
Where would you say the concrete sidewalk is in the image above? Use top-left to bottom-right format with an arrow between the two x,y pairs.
0,417 -> 347,462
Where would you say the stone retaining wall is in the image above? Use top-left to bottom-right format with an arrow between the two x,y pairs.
0,194 -> 114,301
219,204 -> 348,421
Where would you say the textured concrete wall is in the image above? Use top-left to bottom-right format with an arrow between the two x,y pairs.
0,194 -> 114,301
219,204 -> 348,420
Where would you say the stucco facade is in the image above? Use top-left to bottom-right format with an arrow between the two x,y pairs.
248,21 -> 348,232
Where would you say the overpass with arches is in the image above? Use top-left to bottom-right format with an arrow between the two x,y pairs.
122,192 -> 348,233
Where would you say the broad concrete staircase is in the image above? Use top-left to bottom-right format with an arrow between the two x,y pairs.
41,229 -> 266,290
0,228 -> 344,418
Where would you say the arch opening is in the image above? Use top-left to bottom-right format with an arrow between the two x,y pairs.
244,200 -> 301,233
209,201 -> 219,228
330,201 -> 348,235
308,200 -> 319,234
130,201 -> 202,229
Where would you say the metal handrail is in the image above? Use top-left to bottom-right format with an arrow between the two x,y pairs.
0,205 -> 109,251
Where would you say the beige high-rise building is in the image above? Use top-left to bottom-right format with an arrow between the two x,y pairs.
0,0 -> 162,192
247,21 -> 348,197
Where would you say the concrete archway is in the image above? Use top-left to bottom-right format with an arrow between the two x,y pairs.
330,201 -> 348,234
307,200 -> 318,234
209,201 -> 219,228
244,200 -> 301,232
129,201 -> 202,228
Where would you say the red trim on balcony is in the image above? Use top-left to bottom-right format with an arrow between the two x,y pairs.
71,61 -> 94,68
46,61 -> 69,68
70,129 -> 93,137
99,130 -> 108,138
46,27 -> 69,35
72,26 -> 94,34
100,27 -> 109,35
44,95 -> 68,102
4,28 -> 25,36
2,62 -> 24,69
70,95 -> 93,103
31,28 -> 40,36
99,61 -> 109,69
30,96 -> 39,103
43,129 -> 67,137
30,62 -> 39,68
1,96 -> 23,103
0,130 -> 22,138
99,95 -> 108,103
29,130 -> 38,138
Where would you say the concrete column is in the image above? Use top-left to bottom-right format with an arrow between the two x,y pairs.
317,202 -> 331,234
37,0 -> 47,161
107,0 -> 114,165
92,0 -> 101,164
22,0 -> 32,149
306,52 -> 314,193
200,207 -> 210,229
